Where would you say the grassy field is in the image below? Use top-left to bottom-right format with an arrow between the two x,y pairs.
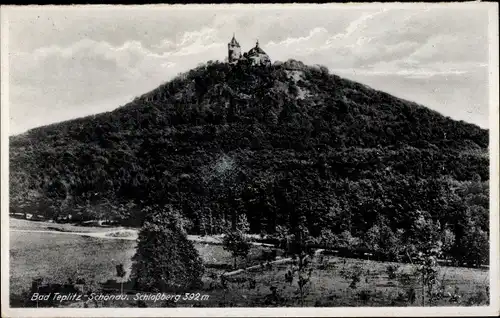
9,218 -> 129,233
9,231 -> 137,296
50,254 -> 489,308
206,257 -> 490,307
9,219 -> 265,300
9,219 -> 489,307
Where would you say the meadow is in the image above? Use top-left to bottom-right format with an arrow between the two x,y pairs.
9,231 -> 137,297
56,254 -> 489,308
9,219 -> 260,299
10,218 -> 130,233
200,257 -> 490,307
9,219 -> 489,307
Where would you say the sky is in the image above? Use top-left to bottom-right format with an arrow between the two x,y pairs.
2,4 -> 496,135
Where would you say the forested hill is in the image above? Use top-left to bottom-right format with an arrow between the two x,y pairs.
10,59 -> 489,264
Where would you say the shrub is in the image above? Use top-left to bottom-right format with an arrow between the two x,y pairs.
130,206 -> 204,292
386,264 -> 399,279
465,290 -> 489,306
222,230 -> 251,269
358,290 -> 372,304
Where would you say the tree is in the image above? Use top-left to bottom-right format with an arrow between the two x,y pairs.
236,213 -> 251,234
296,266 -> 313,306
337,230 -> 361,250
412,247 -> 441,306
318,229 -> 336,248
441,227 -> 455,257
222,230 -> 251,269
130,206 -> 204,292
365,225 -> 381,251
222,214 -> 251,269
116,264 -> 126,294
286,219 -> 315,307
273,225 -> 292,250
459,224 -> 488,267
365,220 -> 404,261
404,211 -> 446,306
407,210 -> 442,255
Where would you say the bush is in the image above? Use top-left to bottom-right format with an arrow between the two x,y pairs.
130,206 -> 204,292
358,290 -> 372,304
222,230 -> 251,269
465,290 -> 489,306
386,264 -> 399,279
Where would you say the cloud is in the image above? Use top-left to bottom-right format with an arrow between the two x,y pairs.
8,23 -> 241,134
268,27 -> 329,47
152,39 -> 176,51
264,7 -> 487,77
344,68 -> 489,129
10,27 -> 227,95
11,39 -> 166,96
406,34 -> 487,65
179,27 -> 218,46
327,9 -> 389,43
6,6 -> 491,134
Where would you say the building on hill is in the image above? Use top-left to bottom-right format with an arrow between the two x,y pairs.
246,40 -> 271,66
227,35 -> 271,66
228,34 -> 241,64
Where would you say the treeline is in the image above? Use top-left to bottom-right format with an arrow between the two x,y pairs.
9,60 -> 489,266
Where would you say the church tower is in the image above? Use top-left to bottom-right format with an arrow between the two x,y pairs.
228,33 -> 242,64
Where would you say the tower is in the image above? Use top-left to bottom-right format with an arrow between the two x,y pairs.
228,33 -> 241,64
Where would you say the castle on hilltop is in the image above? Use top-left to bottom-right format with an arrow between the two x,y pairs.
227,34 -> 271,67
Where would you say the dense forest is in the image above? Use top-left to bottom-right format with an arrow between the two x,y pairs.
10,59 -> 489,265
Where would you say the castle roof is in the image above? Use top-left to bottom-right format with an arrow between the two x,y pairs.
229,34 -> 240,46
247,40 -> 268,56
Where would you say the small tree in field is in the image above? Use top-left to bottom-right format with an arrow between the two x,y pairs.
406,211 -> 444,306
413,247 -> 441,306
273,225 -> 292,251
287,218 -> 315,306
130,205 -> 204,292
223,231 -> 251,269
116,264 -> 126,294
223,214 -> 251,269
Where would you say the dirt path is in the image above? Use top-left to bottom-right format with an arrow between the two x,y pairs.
10,229 -> 138,241
187,234 -> 274,247
10,229 -> 275,247
221,249 -> 325,277
222,257 -> 293,277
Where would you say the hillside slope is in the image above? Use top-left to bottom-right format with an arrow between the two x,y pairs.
9,59 -> 489,264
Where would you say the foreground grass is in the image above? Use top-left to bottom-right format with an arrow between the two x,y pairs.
15,250 -> 488,308
9,231 -> 137,297
9,227 -> 265,302
183,256 -> 488,307
9,220 -> 489,307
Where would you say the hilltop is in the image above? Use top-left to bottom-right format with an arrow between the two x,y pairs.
9,59 -> 489,265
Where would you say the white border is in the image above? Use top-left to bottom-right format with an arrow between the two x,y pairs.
488,3 -> 500,316
1,3 -> 499,317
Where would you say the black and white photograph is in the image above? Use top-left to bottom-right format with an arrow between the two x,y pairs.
1,3 -> 499,317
